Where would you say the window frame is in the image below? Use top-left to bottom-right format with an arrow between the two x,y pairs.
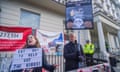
19,8 -> 40,29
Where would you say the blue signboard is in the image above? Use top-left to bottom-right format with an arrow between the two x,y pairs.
65,0 -> 93,30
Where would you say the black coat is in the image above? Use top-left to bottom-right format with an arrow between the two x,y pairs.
10,45 -> 55,72
64,42 -> 84,71
32,49 -> 55,72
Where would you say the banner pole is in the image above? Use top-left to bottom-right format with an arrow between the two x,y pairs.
78,30 -> 86,68
78,30 -> 80,52
78,30 -> 81,68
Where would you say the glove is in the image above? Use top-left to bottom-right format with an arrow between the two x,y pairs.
76,51 -> 81,56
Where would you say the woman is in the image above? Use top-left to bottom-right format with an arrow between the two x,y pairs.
10,34 -> 57,72
25,34 -> 58,72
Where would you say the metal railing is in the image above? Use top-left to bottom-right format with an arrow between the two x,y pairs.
2,51 -> 120,72
0,53 -> 64,72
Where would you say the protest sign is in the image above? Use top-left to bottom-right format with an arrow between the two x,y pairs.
36,30 -> 64,55
0,26 -> 32,51
10,48 -> 42,70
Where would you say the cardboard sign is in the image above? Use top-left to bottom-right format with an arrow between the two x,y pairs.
10,48 -> 42,70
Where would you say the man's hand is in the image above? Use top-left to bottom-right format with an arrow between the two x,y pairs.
78,56 -> 85,62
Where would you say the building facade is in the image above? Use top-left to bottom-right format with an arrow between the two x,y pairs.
0,0 -> 120,72
92,0 -> 120,54
53,0 -> 120,54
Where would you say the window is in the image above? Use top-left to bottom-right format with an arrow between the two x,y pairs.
19,9 -> 40,29
101,0 -> 104,3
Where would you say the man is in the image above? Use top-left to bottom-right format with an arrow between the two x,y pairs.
64,33 -> 84,71
83,40 -> 95,66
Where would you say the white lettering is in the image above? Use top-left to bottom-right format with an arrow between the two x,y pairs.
0,31 -> 23,40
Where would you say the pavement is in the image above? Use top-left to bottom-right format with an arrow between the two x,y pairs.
114,63 -> 120,72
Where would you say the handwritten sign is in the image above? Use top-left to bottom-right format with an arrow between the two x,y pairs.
10,48 -> 42,70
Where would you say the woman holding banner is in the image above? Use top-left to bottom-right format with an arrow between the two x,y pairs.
10,34 -> 58,72
24,34 -> 58,72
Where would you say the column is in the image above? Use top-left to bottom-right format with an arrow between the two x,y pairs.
118,30 -> 120,46
107,32 -> 112,52
97,20 -> 106,54
83,30 -> 91,42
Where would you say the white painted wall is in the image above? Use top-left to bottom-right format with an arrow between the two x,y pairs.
0,0 -> 64,32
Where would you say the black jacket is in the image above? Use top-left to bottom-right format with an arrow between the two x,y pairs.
64,42 -> 84,71
32,49 -> 55,72
10,45 -> 55,72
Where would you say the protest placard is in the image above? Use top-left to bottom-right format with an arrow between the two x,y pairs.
36,30 -> 64,55
10,48 -> 42,71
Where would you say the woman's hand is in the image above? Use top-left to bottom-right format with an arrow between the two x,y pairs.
29,69 -> 33,72
53,64 -> 59,69
22,69 -> 25,72
22,68 -> 33,72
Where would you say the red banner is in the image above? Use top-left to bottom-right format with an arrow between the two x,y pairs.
0,26 -> 32,51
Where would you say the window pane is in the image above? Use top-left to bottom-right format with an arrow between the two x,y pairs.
20,9 -> 40,29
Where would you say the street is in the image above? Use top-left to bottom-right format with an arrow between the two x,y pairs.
114,63 -> 120,72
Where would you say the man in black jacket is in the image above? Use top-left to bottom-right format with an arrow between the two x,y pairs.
64,33 -> 84,71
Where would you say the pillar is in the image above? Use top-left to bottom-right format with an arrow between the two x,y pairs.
97,20 -> 106,54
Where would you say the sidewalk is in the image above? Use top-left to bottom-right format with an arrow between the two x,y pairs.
114,63 -> 120,72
